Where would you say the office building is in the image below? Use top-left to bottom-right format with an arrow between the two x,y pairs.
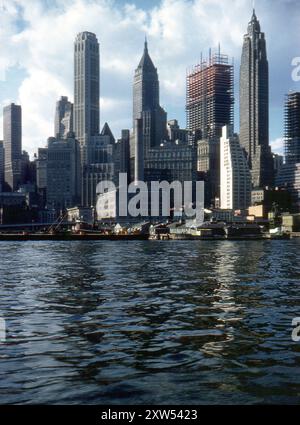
46,134 -> 81,211
0,141 -> 4,191
167,120 -> 189,144
114,130 -> 131,183
276,92 -> 300,211
186,49 -> 234,140
3,103 -> 22,191
74,32 -> 100,164
284,92 -> 300,164
276,162 -> 300,211
187,49 -> 234,205
273,153 -> 284,177
82,123 -> 115,207
240,10 -> 273,187
55,96 -> 74,139
220,126 -> 252,210
131,39 -> 167,181
145,140 -> 197,185
35,148 -> 48,206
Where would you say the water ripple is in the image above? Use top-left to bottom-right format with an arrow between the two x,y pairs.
0,240 -> 300,404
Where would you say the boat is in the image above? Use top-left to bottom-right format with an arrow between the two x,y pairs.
0,232 -> 149,241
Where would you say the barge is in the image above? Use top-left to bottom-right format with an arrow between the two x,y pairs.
0,232 -> 149,241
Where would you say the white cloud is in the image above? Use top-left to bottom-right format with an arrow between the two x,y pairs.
271,137 -> 284,155
0,0 -> 298,157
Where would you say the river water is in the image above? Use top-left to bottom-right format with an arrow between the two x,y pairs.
0,240 -> 300,405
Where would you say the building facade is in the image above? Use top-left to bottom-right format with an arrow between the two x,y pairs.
186,50 -> 234,140
276,92 -> 300,211
0,141 -> 4,191
74,32 -> 100,164
55,96 -> 74,139
3,103 -> 22,192
46,135 -> 81,211
36,148 -> 48,206
82,126 -> 115,207
240,10 -> 273,188
284,92 -> 300,164
220,126 -> 251,210
187,50 -> 234,206
114,130 -> 131,184
276,162 -> 300,211
145,140 -> 197,185
167,120 -> 189,144
131,40 -> 167,181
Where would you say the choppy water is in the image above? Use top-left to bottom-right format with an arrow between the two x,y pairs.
0,240 -> 300,405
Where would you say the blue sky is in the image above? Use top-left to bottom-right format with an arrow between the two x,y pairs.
0,0 -> 299,156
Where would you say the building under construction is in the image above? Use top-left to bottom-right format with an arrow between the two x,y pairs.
186,49 -> 234,207
186,49 -> 234,140
284,92 -> 300,164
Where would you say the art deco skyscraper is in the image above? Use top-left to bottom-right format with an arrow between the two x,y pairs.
131,39 -> 167,181
240,10 -> 273,188
3,103 -> 22,191
74,32 -> 100,164
133,39 -> 160,127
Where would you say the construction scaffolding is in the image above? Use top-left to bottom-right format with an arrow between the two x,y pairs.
186,49 -> 234,140
284,92 -> 300,164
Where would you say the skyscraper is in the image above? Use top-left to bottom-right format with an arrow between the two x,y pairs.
74,32 -> 100,164
0,141 -> 4,191
187,49 -> 234,205
55,96 -> 73,139
46,135 -> 81,211
3,103 -> 22,191
133,39 -> 159,127
284,92 -> 300,164
131,39 -> 167,181
220,126 -> 251,210
276,92 -> 300,211
240,10 -> 273,188
186,49 -> 234,140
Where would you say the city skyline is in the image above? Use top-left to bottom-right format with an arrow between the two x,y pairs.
0,0 -> 299,158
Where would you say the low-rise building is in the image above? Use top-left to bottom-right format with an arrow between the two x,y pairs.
281,213 -> 300,232
67,206 -> 95,225
251,187 -> 292,216
0,192 -> 27,224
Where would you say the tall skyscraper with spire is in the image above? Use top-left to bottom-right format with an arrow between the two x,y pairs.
240,10 -> 273,188
74,32 -> 100,165
131,39 -> 167,181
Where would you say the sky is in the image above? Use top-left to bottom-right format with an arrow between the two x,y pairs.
0,0 -> 299,158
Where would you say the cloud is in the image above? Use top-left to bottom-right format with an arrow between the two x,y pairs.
0,0 -> 299,157
270,137 -> 284,155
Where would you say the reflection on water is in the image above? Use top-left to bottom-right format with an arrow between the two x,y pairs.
0,240 -> 300,404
